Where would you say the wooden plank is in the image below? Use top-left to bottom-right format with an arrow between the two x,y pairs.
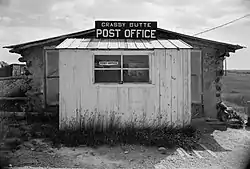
0,111 -> 56,118
179,147 -> 192,158
158,39 -> 176,49
168,40 -> 192,49
177,50 -> 184,126
183,50 -> 188,126
78,38 -> 91,49
118,88 -> 129,128
0,76 -> 27,81
154,50 -> 161,127
128,88 -> 145,128
171,50 -> 178,126
59,50 -> 75,128
165,50 -> 172,126
141,39 -> 154,49
75,50 -> 97,128
134,39 -> 146,49
97,39 -> 109,49
118,39 -> 127,49
182,50 -> 192,125
126,39 -> 137,49
187,50 -> 192,124
108,39 -> 119,49
150,40 -> 164,49
56,38 -> 75,49
0,97 -> 29,100
87,38 -> 100,49
176,148 -> 186,160
179,39 -> 193,48
158,49 -> 170,126
192,149 -> 204,159
68,39 -> 83,48
199,144 -> 217,158
97,87 -> 119,129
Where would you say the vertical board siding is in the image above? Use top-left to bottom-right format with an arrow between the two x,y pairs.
177,50 -> 184,126
59,49 -> 191,130
165,50 -> 172,126
184,50 -> 192,125
170,50 -> 178,126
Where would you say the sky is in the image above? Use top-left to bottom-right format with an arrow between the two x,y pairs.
0,0 -> 249,69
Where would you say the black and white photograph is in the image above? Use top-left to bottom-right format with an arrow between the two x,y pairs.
0,0 -> 250,169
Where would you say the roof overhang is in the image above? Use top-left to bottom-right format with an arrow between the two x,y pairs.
3,28 -> 245,54
55,38 -> 193,50
157,28 -> 245,53
3,28 -> 95,54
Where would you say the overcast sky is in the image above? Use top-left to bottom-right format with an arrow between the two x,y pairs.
0,0 -> 249,69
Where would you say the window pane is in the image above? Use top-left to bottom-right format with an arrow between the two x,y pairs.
123,70 -> 149,83
95,70 -> 121,83
46,51 -> 59,77
123,55 -> 149,68
191,75 -> 201,102
47,78 -> 59,105
95,55 -> 121,68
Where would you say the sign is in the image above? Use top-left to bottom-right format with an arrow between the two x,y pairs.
99,61 -> 119,66
95,21 -> 157,39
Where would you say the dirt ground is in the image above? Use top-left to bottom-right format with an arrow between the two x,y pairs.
3,118 -> 250,169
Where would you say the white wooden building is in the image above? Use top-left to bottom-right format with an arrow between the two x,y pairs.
56,38 -> 193,130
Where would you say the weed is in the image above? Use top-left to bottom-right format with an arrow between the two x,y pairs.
28,119 -> 201,150
0,117 -> 10,169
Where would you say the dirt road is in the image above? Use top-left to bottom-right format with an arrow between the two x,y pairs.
7,119 -> 250,169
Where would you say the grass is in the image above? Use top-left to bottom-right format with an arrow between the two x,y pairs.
0,113 -> 201,153
0,117 -> 10,169
222,70 -> 250,107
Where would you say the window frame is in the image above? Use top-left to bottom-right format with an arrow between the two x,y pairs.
191,49 -> 202,104
44,48 -> 59,106
92,50 -> 154,86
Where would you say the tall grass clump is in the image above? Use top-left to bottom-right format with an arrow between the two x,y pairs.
0,117 -> 10,169
38,121 -> 201,150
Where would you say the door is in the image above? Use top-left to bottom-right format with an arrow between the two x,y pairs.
45,49 -> 59,107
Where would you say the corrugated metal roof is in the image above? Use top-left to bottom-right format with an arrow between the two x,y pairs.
56,38 -> 193,50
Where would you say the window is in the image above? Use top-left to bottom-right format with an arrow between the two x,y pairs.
94,54 -> 150,84
191,50 -> 202,103
45,50 -> 59,106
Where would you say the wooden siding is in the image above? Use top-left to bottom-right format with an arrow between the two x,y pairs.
59,49 -> 191,130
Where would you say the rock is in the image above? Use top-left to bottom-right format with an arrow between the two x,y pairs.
35,147 -> 44,152
16,145 -> 22,150
90,152 -> 96,156
47,148 -> 54,153
158,147 -> 167,154
23,142 -> 34,149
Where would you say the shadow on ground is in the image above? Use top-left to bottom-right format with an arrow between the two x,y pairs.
191,118 -> 232,153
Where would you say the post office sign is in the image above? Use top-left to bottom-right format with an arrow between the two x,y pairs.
95,21 -> 157,39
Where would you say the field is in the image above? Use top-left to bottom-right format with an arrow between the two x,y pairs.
221,70 -> 250,108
